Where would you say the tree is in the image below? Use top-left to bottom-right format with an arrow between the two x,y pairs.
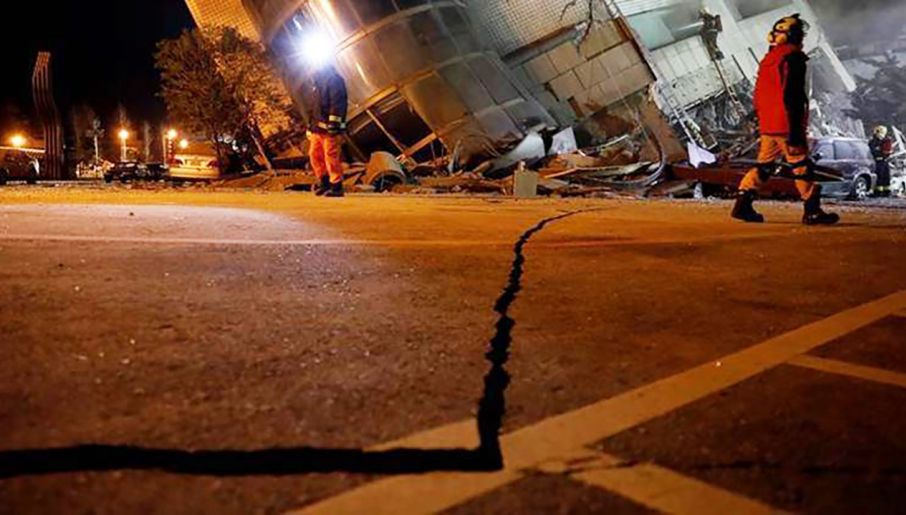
69,104 -> 100,163
847,54 -> 906,131
155,27 -> 294,171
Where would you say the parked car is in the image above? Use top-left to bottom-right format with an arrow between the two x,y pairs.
144,163 -> 169,180
103,162 -> 170,183
0,149 -> 40,185
104,162 -> 143,183
810,137 -> 877,200
168,155 -> 220,181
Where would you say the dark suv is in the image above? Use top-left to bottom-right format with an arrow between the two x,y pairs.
103,162 -> 168,183
0,149 -> 40,185
811,137 -> 876,200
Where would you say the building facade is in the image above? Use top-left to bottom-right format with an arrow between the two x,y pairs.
190,0 -> 554,162
184,0 -> 260,40
184,0 -> 856,154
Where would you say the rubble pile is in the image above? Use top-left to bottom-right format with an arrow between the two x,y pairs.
213,128 -> 665,198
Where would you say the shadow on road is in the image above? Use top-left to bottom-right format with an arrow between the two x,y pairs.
0,211 -> 588,479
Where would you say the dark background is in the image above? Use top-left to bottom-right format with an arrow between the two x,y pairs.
0,0 -> 902,138
0,0 -> 193,136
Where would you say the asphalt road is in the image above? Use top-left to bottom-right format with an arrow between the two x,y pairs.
1,186 -> 905,514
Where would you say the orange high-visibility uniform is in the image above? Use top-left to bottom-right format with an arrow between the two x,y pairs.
739,42 -> 817,201
308,132 -> 344,186
739,136 -> 816,200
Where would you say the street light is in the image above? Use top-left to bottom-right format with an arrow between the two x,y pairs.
9,134 -> 26,149
179,139 -> 189,150
164,129 -> 178,163
118,129 -> 130,162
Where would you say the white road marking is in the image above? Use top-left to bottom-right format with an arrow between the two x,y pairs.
294,289 -> 906,515
540,451 -> 785,515
789,355 -> 906,389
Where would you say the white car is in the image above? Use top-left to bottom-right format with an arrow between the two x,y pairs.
168,155 -> 220,181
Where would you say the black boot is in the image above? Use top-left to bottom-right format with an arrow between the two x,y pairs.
314,176 -> 330,196
731,190 -> 764,223
802,186 -> 839,225
324,181 -> 345,198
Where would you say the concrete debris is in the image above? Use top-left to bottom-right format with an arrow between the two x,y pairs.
490,132 -> 546,174
513,162 -> 538,199
207,128 -> 663,199
548,128 -> 578,156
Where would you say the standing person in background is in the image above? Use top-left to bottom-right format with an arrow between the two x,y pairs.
306,64 -> 348,198
869,125 -> 893,197
731,14 -> 839,226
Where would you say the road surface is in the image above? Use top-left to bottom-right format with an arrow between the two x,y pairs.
1,186 -> 905,514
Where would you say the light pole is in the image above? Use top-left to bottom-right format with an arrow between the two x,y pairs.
118,129 -> 129,162
165,129 -> 178,163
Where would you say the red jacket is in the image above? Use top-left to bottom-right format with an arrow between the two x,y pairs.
754,44 -> 809,145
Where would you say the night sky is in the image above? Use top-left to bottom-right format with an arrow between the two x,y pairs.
0,0 -> 194,136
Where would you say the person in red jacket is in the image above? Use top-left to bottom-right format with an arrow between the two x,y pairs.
732,14 -> 839,225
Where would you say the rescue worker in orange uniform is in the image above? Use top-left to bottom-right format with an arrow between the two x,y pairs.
306,64 -> 348,198
732,14 -> 839,225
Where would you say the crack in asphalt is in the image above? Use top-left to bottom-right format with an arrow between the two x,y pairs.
476,209 -> 597,467
0,209 -> 595,478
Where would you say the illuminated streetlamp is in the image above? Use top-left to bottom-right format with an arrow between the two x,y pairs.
164,129 -> 178,162
9,134 -> 26,149
118,129 -> 130,162
179,139 -> 189,150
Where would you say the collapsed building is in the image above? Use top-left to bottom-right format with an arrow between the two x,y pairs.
183,0 -> 858,172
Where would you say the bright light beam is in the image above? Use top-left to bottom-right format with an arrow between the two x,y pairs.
300,29 -> 336,70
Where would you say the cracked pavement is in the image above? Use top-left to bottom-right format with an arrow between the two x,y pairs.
1,187 -> 905,514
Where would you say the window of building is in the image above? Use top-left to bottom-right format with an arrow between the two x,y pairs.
347,0 -> 397,27
347,92 -> 439,159
371,93 -> 434,149
468,56 -> 519,105
348,114 -> 399,158
373,20 -> 429,81
407,9 -> 458,63
440,62 -> 495,113
438,6 -> 478,54
312,0 -> 361,39
627,4 -> 701,51
402,74 -> 469,129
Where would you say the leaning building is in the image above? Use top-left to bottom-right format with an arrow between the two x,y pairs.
184,0 -> 856,156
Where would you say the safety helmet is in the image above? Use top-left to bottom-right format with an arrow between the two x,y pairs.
768,14 -> 809,46
874,125 -> 889,138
